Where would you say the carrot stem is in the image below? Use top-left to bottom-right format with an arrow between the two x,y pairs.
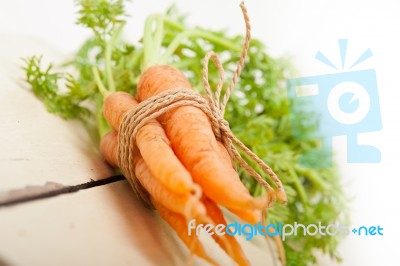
163,17 -> 242,52
153,14 -> 164,53
92,67 -> 109,97
96,94 -> 111,139
160,29 -> 241,64
126,48 -> 144,69
143,14 -> 160,70
92,22 -> 126,140
104,22 -> 124,92
143,14 -> 242,68
92,67 -> 113,139
104,42 -> 115,92
163,17 -> 185,31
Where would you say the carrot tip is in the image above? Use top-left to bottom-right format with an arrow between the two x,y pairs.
277,191 -> 288,205
190,184 -> 202,198
251,194 -> 269,210
183,185 -> 205,220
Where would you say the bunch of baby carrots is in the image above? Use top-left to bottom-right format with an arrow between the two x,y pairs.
22,1 -> 293,265
99,64 -> 268,265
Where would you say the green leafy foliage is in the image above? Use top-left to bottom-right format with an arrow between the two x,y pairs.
76,0 -> 126,41
22,1 -> 347,265
23,56 -> 91,120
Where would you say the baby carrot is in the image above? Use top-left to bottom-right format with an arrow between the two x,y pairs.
100,131 -> 119,167
227,208 -> 262,225
202,197 -> 250,266
152,199 -> 219,266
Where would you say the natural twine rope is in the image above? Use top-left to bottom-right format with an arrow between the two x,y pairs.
118,2 -> 287,208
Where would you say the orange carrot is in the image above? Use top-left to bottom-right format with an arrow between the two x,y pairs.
214,131 -> 263,224
152,199 -> 219,266
100,130 -> 206,218
227,208 -> 262,225
100,131 -> 119,167
134,150 -> 205,218
103,92 -> 137,131
216,141 -> 235,169
137,65 -> 266,211
202,197 -> 250,266
103,91 -> 195,195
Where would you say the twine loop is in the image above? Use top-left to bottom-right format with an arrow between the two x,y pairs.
117,2 -> 287,208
